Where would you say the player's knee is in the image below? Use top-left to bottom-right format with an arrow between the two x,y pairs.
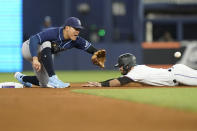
39,41 -> 52,57
41,41 -> 52,49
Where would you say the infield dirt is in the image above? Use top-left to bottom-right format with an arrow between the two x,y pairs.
0,83 -> 196,131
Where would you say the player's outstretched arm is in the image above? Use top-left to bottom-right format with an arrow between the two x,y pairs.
83,76 -> 133,87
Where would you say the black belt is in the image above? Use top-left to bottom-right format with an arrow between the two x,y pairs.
168,69 -> 177,83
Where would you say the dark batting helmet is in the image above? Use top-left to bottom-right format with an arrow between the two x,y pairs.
114,53 -> 136,75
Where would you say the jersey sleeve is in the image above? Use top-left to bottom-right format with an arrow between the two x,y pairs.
73,36 -> 91,50
29,28 -> 59,57
36,28 -> 59,43
29,35 -> 40,57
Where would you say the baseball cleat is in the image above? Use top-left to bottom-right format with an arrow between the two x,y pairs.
14,72 -> 32,87
48,75 -> 70,88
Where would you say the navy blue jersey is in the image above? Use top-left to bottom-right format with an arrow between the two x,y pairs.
29,27 -> 91,57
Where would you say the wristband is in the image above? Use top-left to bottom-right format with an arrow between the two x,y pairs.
100,81 -> 110,87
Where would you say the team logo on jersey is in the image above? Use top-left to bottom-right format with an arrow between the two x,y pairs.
77,20 -> 81,26
84,40 -> 89,48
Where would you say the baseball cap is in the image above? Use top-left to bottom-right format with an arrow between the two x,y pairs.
64,17 -> 84,29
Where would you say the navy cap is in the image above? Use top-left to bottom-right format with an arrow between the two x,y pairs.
64,17 -> 84,29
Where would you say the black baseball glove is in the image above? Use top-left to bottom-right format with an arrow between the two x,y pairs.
51,42 -> 66,54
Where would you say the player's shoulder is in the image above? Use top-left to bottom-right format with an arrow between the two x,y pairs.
76,36 -> 86,41
38,27 -> 61,37
131,65 -> 148,71
74,36 -> 87,43
134,65 -> 146,68
72,36 -> 91,49
42,27 -> 60,32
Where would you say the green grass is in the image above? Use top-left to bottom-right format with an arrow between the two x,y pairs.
56,70 -> 120,82
2,70 -> 197,112
72,88 -> 197,112
0,70 -> 120,83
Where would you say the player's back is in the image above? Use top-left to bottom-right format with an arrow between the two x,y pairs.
125,65 -> 176,86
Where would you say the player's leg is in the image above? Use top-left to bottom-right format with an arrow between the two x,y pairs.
18,40 -> 69,88
172,64 -> 197,86
38,41 -> 70,88
39,41 -> 55,77
32,62 -> 49,87
30,42 -> 53,87
17,40 -> 48,87
14,72 -> 39,86
20,40 -> 52,87
14,40 -> 39,87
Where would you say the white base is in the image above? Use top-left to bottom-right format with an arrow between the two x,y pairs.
0,82 -> 23,88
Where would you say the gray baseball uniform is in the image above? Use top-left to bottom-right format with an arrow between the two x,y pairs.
22,40 -> 51,86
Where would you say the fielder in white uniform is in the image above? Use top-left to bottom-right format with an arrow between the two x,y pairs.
85,53 -> 197,87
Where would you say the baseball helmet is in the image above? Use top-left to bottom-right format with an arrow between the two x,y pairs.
115,53 -> 136,75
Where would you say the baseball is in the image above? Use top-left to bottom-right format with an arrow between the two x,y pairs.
174,51 -> 181,58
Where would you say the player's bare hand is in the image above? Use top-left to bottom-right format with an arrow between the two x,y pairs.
32,57 -> 41,72
83,82 -> 101,87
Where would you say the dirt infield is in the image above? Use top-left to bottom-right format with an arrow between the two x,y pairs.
0,83 -> 197,131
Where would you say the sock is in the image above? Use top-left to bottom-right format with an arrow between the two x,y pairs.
41,47 -> 55,77
23,76 -> 39,86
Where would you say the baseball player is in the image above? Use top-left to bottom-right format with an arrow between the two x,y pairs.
14,17 -> 106,88
85,53 -> 197,87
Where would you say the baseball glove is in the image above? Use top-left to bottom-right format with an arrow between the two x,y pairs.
51,42 -> 66,54
91,49 -> 106,68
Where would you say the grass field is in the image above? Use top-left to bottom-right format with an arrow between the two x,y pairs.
0,70 -> 120,83
73,88 -> 197,112
1,70 -> 197,112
